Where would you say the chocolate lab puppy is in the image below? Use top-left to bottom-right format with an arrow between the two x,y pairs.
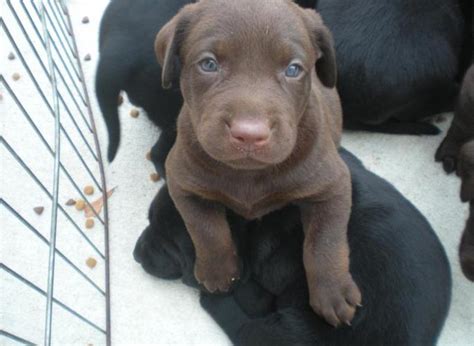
314,0 -> 465,134
96,0 -> 317,176
134,149 -> 452,344
457,141 -> 474,281
155,0 -> 360,326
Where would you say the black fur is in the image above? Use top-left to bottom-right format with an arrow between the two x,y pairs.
315,0 -> 465,134
95,0 -> 191,176
134,149 -> 452,345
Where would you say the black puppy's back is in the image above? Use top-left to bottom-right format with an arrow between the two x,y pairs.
316,0 -> 464,134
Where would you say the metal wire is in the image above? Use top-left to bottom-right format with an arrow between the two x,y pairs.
39,2 -> 62,343
1,0 -> 111,344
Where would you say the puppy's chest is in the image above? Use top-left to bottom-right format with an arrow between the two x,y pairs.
196,180 -> 299,220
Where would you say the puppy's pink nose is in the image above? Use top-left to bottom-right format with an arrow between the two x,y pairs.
229,119 -> 270,149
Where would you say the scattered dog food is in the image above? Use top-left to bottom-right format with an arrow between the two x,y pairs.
86,257 -> 97,269
8,52 -> 15,60
130,109 -> 140,118
12,73 -> 20,81
118,94 -> 124,106
146,151 -> 152,161
84,187 -> 116,218
81,16 -> 89,24
150,173 -> 161,182
65,198 -> 76,206
33,206 -> 44,215
84,54 -> 91,61
84,185 -> 94,195
85,218 -> 95,229
75,199 -> 86,211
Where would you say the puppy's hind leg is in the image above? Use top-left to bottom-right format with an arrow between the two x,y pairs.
133,226 -> 182,280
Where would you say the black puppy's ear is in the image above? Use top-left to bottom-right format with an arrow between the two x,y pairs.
155,5 -> 196,89
301,9 -> 337,88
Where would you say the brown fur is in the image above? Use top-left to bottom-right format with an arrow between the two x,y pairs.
155,0 -> 361,326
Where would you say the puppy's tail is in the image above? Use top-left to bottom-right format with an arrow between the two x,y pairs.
95,43 -> 132,162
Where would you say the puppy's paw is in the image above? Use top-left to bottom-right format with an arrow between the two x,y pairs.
195,252 -> 240,293
435,136 -> 461,173
309,274 -> 361,328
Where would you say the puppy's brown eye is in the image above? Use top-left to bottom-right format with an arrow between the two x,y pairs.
285,63 -> 302,78
199,58 -> 219,72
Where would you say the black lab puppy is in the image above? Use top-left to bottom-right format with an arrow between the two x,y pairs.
134,149 -> 452,345
315,0 -> 465,134
95,0 -> 191,177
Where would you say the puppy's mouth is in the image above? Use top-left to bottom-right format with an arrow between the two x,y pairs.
225,156 -> 270,170
224,148 -> 276,170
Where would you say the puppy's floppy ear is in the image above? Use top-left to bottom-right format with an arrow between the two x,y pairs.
301,9 -> 337,88
155,4 -> 196,89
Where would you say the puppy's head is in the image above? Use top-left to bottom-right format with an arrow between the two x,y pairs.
155,0 -> 336,169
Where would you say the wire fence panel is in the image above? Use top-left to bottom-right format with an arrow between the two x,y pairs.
1,1 -> 111,345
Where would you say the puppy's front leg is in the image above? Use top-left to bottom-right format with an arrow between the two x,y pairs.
168,179 -> 240,293
299,177 -> 361,327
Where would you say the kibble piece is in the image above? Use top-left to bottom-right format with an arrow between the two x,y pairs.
82,16 -> 89,24
130,109 -> 140,118
34,206 -> 44,215
150,173 -> 161,182
83,185 -> 94,195
75,199 -> 86,211
118,94 -> 124,106
12,73 -> 20,81
86,257 -> 97,269
146,151 -> 152,161
85,218 -> 95,229
65,198 -> 76,206
84,54 -> 91,61
8,52 -> 15,60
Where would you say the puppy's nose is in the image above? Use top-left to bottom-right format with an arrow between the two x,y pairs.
229,119 -> 270,149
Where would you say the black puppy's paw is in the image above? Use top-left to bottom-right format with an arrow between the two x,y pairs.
150,148 -> 167,180
133,228 -> 182,279
150,129 -> 178,179
435,136 -> 461,173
